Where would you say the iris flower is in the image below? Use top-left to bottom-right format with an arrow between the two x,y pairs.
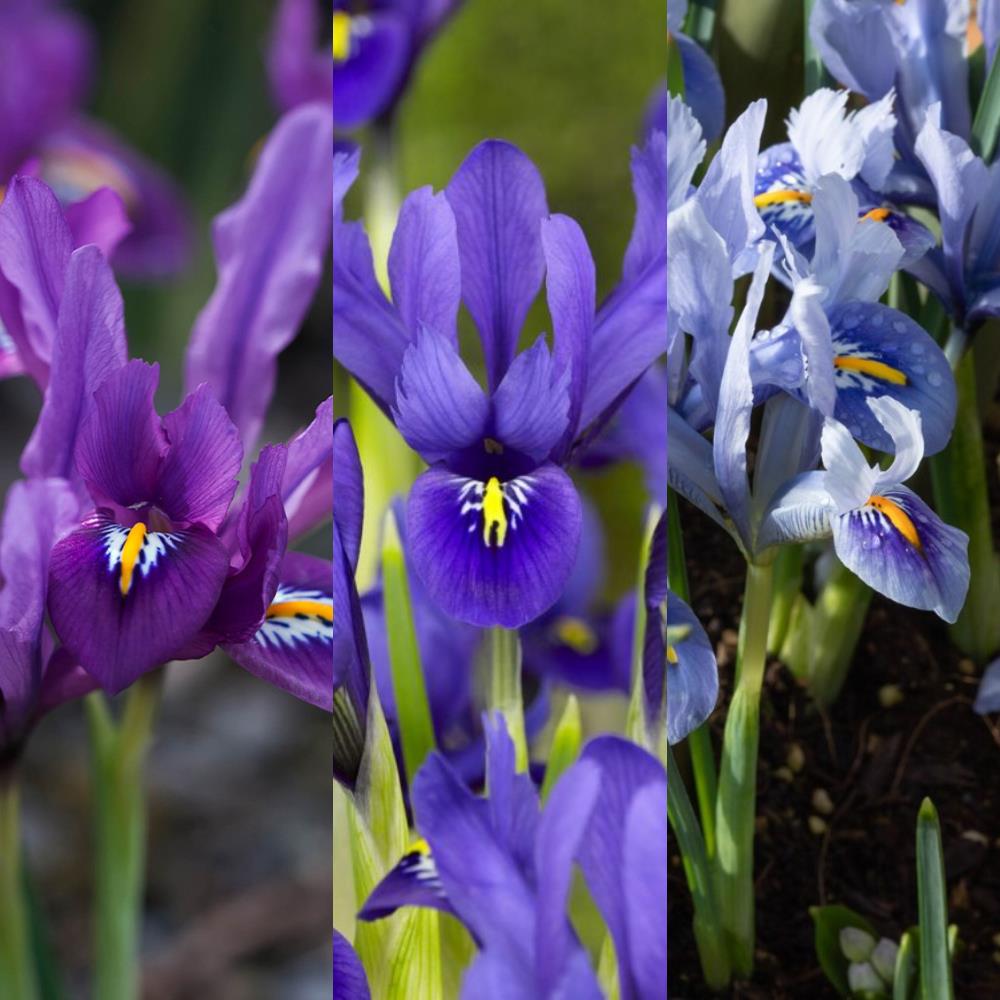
359,716 -> 667,1000
334,136 -> 665,628
0,478 -> 94,763
327,0 -> 466,129
0,0 -> 189,277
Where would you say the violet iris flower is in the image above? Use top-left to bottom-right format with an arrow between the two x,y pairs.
328,0 -> 466,129
334,136 -> 666,628
667,0 -> 725,140
754,88 -> 934,270
0,0 -> 189,277
0,478 -> 95,764
359,716 -> 667,1000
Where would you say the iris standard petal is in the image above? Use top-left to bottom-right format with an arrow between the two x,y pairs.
332,11 -> 409,129
832,485 -> 970,623
332,930 -> 371,1000
492,337 -> 570,463
76,360 -> 167,510
667,593 -> 718,745
225,552 -> 332,709
47,511 -> 230,692
184,103 -> 332,454
388,186 -> 461,345
820,418 -> 879,512
407,463 -> 582,628
809,0 -> 897,100
282,397 -> 333,542
20,245 -> 127,484
541,213 -> 595,458
392,325 -> 490,462
156,385 -> 242,531
666,97 -> 705,212
827,301 -> 955,456
333,418 -> 364,570
267,0 -> 332,111
445,140 -> 548,391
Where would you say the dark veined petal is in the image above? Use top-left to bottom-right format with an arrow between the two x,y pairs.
445,140 -> 548,391
76,360 -> 167,510
492,337 -> 570,463
20,244 -> 127,484
357,837 -> 454,921
47,511 -> 229,693
332,11 -> 409,129
407,463 -> 582,628
667,593 -> 718,745
333,418 -> 364,571
392,324 -> 489,463
388,186 -> 461,346
226,552 -> 331,710
827,301 -> 955,456
832,485 -> 969,623
156,384 -> 243,531
332,930 -> 371,1000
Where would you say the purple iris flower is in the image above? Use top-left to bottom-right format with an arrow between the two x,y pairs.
753,88 -> 935,271
359,716 -> 667,1000
0,477 -> 95,764
908,104 -> 1000,330
334,136 -> 665,628
667,0 -> 725,140
325,0 -> 465,129
0,0 -> 190,278
809,0 -> 973,200
761,396 -> 970,622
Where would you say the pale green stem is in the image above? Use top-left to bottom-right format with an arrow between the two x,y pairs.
88,672 -> 162,1000
0,775 -> 38,1000
766,543 -> 804,656
488,628 -> 527,772
714,561 -> 774,977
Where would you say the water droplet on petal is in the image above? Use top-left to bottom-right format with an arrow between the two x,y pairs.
928,371 -> 943,387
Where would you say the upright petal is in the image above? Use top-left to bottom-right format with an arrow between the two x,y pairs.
492,338 -> 570,463
63,187 -> 132,261
675,32 -> 725,142
20,245 -> 127,483
809,0 -> 897,100
666,97 -> 705,213
407,464 -> 582,628
821,417 -> 879,512
76,360 -> 167,509
388,186 -> 461,345
282,398 -> 333,542
184,104 -> 332,454
445,141 -> 548,390
267,0 -> 332,111
333,418 -> 364,570
392,325 -> 489,462
48,511 -> 230,692
623,132 -> 668,282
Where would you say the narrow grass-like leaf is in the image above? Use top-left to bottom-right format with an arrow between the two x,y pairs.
972,36 -> 1000,163
894,928 -> 918,1000
916,799 -> 953,1000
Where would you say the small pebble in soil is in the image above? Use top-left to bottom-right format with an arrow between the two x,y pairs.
963,830 -> 989,846
812,788 -> 835,815
786,743 -> 806,773
808,815 -> 828,836
992,932 -> 1000,949
775,766 -> 795,783
878,683 -> 905,708
959,658 -> 976,676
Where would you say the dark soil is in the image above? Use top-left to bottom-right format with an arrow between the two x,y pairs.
668,423 -> 1000,998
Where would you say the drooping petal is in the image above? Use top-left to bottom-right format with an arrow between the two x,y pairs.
282,397 -> 333,541
492,338 -> 570,463
542,214 -> 595,457
225,552 -> 331,709
184,103 -> 332,454
156,385 -> 242,531
332,930 -> 371,1000
757,471 -> 837,550
666,408 -> 728,533
332,11 -> 409,129
20,245 -> 127,484
667,593 -> 718,745
832,485 -> 969,623
388,186 -> 461,345
357,839 -> 453,920
47,511 -> 230,692
407,463 -> 582,628
445,140 -> 548,390
827,301 -> 955,456
392,325 -> 489,462
75,360 -> 167,510
0,176 -> 72,383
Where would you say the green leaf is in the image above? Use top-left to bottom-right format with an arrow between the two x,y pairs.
972,32 -> 1000,163
809,904 -> 879,997
916,799 -> 953,1000
894,928 -> 918,1000
386,909 -> 443,1000
381,507 -> 437,786
683,0 -> 717,49
540,695 -> 583,803
626,507 -> 663,753
667,33 -> 685,99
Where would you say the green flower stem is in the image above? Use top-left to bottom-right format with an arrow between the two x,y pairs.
805,556 -> 873,707
803,0 -> 825,94
930,348 -> 1000,662
714,560 -> 774,977
87,672 -> 162,1000
0,775 -> 38,1000
668,496 -> 718,855
488,628 -> 528,772
667,751 -> 731,989
766,543 -> 804,657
